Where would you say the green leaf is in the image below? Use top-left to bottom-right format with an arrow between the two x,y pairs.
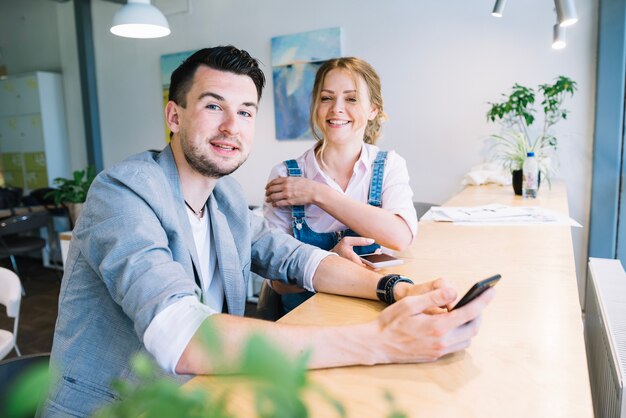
196,319 -> 223,362
46,165 -> 97,205
131,353 -> 156,379
383,390 -> 408,418
486,75 -> 576,182
5,363 -> 50,418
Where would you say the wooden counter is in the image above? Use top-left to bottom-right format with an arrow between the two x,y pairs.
189,183 -> 593,417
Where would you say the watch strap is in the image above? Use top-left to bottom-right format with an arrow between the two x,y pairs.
376,274 -> 414,304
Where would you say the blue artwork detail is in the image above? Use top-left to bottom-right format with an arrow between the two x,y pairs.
272,27 -> 342,66
272,62 -> 322,140
271,27 -> 342,141
160,50 -> 195,88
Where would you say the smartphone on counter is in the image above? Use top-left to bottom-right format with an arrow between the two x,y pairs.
451,274 -> 501,310
359,253 -> 404,268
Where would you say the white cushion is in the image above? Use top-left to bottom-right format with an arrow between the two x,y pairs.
0,329 -> 15,360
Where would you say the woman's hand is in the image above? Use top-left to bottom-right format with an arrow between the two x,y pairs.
265,177 -> 323,207
330,237 -> 379,267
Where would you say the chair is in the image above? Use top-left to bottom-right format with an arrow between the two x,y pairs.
0,353 -> 50,417
256,280 -> 286,321
0,211 -> 51,277
413,201 -> 439,221
0,267 -> 22,360
23,188 -> 70,268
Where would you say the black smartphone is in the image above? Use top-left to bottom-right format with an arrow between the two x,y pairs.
451,274 -> 501,310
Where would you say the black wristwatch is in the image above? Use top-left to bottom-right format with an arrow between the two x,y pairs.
376,274 -> 414,305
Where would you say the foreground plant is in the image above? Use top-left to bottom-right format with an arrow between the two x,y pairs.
7,321 -> 407,417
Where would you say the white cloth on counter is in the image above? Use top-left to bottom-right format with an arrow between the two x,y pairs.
422,204 -> 582,227
461,162 -> 511,186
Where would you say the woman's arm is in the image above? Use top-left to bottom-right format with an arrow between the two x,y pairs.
314,186 -> 413,250
265,152 -> 416,250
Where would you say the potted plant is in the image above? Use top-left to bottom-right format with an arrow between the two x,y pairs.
45,166 -> 96,227
486,76 -> 577,194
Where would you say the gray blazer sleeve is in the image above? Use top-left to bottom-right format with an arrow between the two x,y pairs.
248,211 -> 323,286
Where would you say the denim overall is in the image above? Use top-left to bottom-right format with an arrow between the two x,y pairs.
281,151 -> 388,312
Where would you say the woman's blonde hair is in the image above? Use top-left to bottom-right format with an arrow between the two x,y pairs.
310,57 -> 387,147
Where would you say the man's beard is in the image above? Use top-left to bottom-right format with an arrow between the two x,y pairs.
180,132 -> 248,179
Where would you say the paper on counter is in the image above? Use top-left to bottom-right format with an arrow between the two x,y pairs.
421,204 -> 582,227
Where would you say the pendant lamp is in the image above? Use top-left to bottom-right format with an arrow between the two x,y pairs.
491,0 -> 507,17
552,24 -> 566,49
110,0 -> 170,39
554,0 -> 578,27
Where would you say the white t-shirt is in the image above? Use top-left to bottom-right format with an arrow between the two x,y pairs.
143,200 -> 325,373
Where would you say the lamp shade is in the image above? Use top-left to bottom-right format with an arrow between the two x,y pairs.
552,24 -> 566,49
110,0 -> 170,39
491,0 -> 507,17
555,0 -> 578,27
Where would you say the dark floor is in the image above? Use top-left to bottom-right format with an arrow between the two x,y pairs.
0,256 -> 260,361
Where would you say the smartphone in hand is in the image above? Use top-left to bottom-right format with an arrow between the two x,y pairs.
451,274 -> 501,310
359,253 -> 404,268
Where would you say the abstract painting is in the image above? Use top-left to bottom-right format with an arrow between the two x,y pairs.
271,28 -> 342,140
160,50 -> 195,142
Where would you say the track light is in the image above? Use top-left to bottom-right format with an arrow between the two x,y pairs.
110,0 -> 170,39
552,24 -> 566,49
491,0 -> 507,17
555,0 -> 578,27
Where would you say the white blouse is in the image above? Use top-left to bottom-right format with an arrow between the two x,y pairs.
263,143 -> 418,238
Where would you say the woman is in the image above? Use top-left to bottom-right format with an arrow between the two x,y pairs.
263,57 -> 417,312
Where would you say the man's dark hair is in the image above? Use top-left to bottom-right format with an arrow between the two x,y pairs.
168,45 -> 265,107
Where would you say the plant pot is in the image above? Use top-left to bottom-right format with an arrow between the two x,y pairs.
511,170 -> 541,196
67,202 -> 84,228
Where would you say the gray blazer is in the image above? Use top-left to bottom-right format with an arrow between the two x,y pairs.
42,146 -> 319,417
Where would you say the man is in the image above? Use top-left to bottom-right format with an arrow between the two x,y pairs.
42,46 -> 494,417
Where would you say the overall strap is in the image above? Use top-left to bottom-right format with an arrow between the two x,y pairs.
367,151 -> 388,207
283,160 -> 305,222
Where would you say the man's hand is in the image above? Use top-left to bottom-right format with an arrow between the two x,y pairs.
330,237 -> 379,267
372,286 -> 496,363
265,176 -> 322,207
392,278 -> 456,313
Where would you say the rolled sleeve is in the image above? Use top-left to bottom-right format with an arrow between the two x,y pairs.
143,296 -> 218,374
302,250 -> 337,292
250,209 -> 326,289
382,151 -> 418,238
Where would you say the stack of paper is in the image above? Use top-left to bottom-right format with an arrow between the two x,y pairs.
422,204 -> 581,227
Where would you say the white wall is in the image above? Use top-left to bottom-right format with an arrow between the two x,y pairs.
4,0 -> 598,295
0,0 -> 61,74
56,2 -> 88,174
0,0 -> 87,173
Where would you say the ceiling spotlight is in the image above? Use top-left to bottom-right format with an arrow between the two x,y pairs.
552,24 -> 566,49
110,0 -> 171,39
491,0 -> 507,17
555,0 -> 578,27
